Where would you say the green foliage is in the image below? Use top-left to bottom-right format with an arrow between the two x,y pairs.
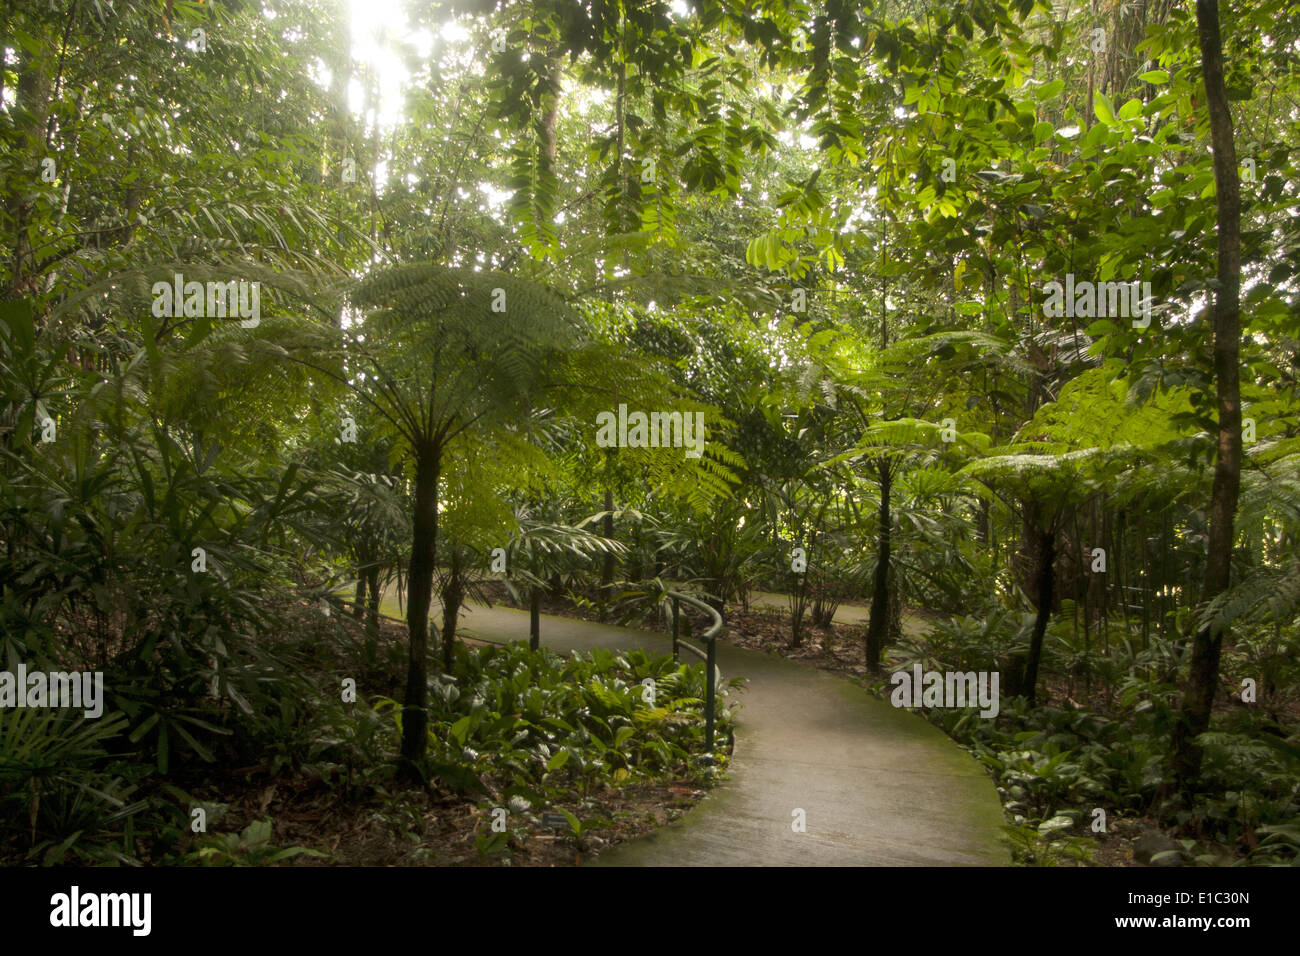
191,819 -> 330,867
1002,820 -> 1096,867
500,505 -> 628,597
383,642 -> 740,797
889,610 -> 1031,673
0,705 -> 141,864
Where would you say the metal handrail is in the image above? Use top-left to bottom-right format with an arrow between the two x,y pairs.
665,590 -> 725,751
414,586 -> 728,753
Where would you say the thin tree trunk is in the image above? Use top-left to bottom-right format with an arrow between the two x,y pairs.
365,566 -> 379,637
865,457 -> 892,672
1015,526 -> 1056,706
530,588 -> 541,651
1173,0 -> 1242,789
600,476 -> 615,620
865,216 -> 893,671
789,568 -> 808,647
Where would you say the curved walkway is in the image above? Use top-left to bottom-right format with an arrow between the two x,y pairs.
405,599 -> 1010,867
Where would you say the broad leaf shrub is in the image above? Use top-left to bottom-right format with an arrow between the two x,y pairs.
380,643 -> 741,804
1,633 -> 741,865
881,617 -> 1299,866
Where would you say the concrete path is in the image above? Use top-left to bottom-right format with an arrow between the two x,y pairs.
383,595 -> 1009,866
410,600 -> 1008,868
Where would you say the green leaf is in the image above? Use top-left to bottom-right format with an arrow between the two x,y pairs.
1117,98 -> 1143,121
546,749 -> 570,771
244,819 -> 273,845
450,716 -> 472,746
1037,814 -> 1074,835
1092,91 -> 1115,125
128,713 -> 160,743
1034,79 -> 1064,101
1138,70 -> 1170,84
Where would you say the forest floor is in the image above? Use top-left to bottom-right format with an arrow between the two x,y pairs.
163,604 -> 716,868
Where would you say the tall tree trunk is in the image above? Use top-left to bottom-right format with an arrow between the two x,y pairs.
400,446 -> 440,779
1019,527 -> 1056,706
1008,499 -> 1056,705
1173,0 -> 1242,789
865,457 -> 892,672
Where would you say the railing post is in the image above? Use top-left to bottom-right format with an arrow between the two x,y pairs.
665,591 -> 721,754
672,596 -> 680,661
705,634 -> 716,751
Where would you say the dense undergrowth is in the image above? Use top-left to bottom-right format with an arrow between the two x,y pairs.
0,597 -> 737,866
881,610 -> 1300,866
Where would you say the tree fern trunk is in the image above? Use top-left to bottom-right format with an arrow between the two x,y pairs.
400,446 -> 439,779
